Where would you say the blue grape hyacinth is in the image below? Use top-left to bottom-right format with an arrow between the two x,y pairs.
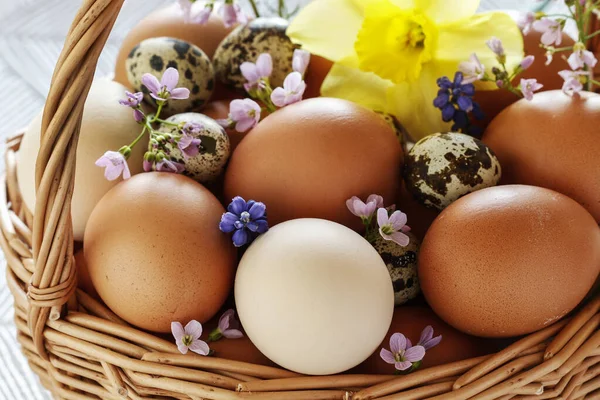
433,72 -> 484,136
219,196 -> 269,247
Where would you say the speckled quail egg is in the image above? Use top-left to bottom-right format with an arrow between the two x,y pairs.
376,112 -> 408,149
373,232 -> 420,306
404,132 -> 501,210
157,113 -> 230,182
213,17 -> 297,91
126,37 -> 214,115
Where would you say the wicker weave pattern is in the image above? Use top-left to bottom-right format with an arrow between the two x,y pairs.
1,0 -> 600,398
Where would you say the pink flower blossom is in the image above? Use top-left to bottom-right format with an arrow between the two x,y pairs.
119,91 -> 143,107
241,53 -> 273,92
486,37 -> 505,57
95,151 -> 131,181
171,320 -> 210,355
142,68 -> 190,102
520,78 -> 543,101
545,50 -> 554,66
178,0 -> 194,22
195,5 -> 213,24
156,159 -> 186,173
458,53 -> 485,84
520,55 -> 535,70
346,195 -> 384,220
292,49 -> 311,76
220,2 -> 247,28
208,309 -> 244,341
271,72 -> 306,107
380,333 -> 426,371
218,99 -> 262,133
533,18 -> 563,46
133,109 -> 145,123
143,159 -> 152,172
377,208 -> 411,247
178,133 -> 202,159
567,45 -> 598,70
559,70 -> 589,95
518,12 -> 536,35
417,326 -> 442,350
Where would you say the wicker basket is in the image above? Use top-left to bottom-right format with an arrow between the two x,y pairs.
2,1 -> 600,399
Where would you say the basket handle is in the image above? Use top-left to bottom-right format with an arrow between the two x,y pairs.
28,0 -> 125,360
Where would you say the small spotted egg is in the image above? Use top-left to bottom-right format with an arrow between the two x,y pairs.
157,113 -> 230,183
126,37 -> 215,116
376,112 -> 408,149
373,233 -> 420,306
404,132 -> 501,210
213,17 -> 297,91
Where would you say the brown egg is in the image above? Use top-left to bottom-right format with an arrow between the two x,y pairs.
483,90 -> 600,222
223,98 -> 403,230
304,55 -> 334,99
114,4 -> 236,88
202,99 -> 247,152
419,185 -> 600,338
474,24 -> 574,128
84,173 -> 236,333
74,250 -> 99,300
353,306 -> 498,374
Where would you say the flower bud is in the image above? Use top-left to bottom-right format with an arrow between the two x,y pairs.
496,80 -> 504,88
520,55 -> 535,70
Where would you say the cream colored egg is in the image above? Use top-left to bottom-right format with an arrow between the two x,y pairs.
235,219 -> 395,375
17,78 -> 147,240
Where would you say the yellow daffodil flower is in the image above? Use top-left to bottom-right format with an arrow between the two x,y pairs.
287,0 -> 524,139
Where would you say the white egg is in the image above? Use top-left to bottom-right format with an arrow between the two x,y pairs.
235,218 -> 394,375
17,78 -> 147,240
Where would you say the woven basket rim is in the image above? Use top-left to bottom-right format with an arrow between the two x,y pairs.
2,0 -> 600,398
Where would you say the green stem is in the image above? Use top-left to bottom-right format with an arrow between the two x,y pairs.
247,0 -> 260,18
585,30 -> 600,40
151,102 -> 165,123
277,0 -> 285,17
128,125 -> 149,149
541,13 -> 574,19
155,119 -> 180,127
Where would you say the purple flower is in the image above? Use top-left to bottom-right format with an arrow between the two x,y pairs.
458,53 -> 485,84
533,18 -> 563,46
220,2 -> 247,28
486,37 -> 505,58
119,91 -> 144,107
241,53 -> 273,92
292,49 -> 311,76
141,68 -> 190,103
178,133 -> 202,159
218,99 -> 262,133
143,159 -> 153,172
271,72 -> 306,108
518,12 -> 536,35
567,44 -> 598,70
520,55 -> 535,71
346,195 -> 384,221
156,159 -> 186,173
220,196 -> 269,247
520,78 -> 543,101
208,309 -> 244,341
195,5 -> 213,24
559,70 -> 589,95
95,151 -> 131,181
171,320 -> 210,355
178,0 -> 194,22
377,208 -> 411,247
433,72 -> 483,136
380,333 -> 426,371
133,109 -> 145,123
417,326 -> 442,350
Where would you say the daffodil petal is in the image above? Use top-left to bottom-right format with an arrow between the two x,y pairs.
435,11 -> 524,79
321,56 -> 393,112
386,66 -> 452,140
286,0 -> 364,62
415,0 -> 479,24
